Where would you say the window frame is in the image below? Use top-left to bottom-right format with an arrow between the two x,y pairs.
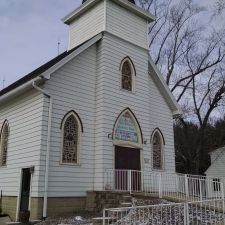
213,178 -> 221,192
120,57 -> 136,93
60,111 -> 83,166
113,108 -> 143,149
0,120 -> 9,167
151,128 -> 165,171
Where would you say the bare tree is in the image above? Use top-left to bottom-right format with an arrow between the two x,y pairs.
140,0 -> 225,174
214,0 -> 225,16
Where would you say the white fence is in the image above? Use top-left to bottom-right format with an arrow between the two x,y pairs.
103,199 -> 225,225
103,170 -> 224,202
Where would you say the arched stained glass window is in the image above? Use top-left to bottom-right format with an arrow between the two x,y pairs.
0,121 -> 9,167
121,58 -> 135,92
115,112 -> 138,143
61,112 -> 82,164
152,130 -> 164,170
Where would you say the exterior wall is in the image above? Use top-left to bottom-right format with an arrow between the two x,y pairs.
68,0 -> 148,50
205,149 -> 225,198
206,150 -> 225,178
40,45 -> 97,197
94,32 -> 176,190
0,90 -> 44,198
106,0 -> 148,49
0,196 -> 86,220
1,196 -> 17,221
47,197 -> 86,217
68,1 -> 104,50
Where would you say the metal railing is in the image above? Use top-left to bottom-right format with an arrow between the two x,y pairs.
103,170 -> 224,202
103,199 -> 225,225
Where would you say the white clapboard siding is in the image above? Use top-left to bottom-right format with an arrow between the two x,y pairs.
94,33 -> 175,189
106,0 -> 148,49
39,45 -> 97,197
0,90 -> 45,197
206,150 -> 225,178
68,1 -> 104,50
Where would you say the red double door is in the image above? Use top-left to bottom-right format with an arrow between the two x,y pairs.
115,146 -> 141,191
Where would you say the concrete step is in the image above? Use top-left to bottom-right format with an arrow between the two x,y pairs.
5,222 -> 21,225
122,195 -> 132,200
120,202 -> 132,207
92,217 -> 115,225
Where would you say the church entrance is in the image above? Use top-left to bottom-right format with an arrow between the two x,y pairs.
115,146 -> 141,191
20,168 -> 31,212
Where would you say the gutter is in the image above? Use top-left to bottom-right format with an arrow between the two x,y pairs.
32,77 -> 52,219
0,79 -> 41,104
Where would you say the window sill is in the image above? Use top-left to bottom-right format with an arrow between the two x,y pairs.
120,88 -> 136,95
59,163 -> 81,167
152,168 -> 165,172
0,166 -> 7,168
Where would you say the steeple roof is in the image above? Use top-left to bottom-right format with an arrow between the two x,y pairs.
82,0 -> 136,4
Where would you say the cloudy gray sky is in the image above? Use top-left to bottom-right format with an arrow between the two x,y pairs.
0,0 -> 81,89
0,0 -> 221,89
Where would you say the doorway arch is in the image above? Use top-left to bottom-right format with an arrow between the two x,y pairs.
112,108 -> 143,191
113,108 -> 143,149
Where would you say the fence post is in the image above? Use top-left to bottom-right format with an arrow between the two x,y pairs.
199,179 -> 202,202
185,174 -> 189,200
159,173 -> 162,198
184,202 -> 189,225
129,170 -> 132,194
221,183 -> 225,224
103,208 -> 106,225
184,203 -> 187,225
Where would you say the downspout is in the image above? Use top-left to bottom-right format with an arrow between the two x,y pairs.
32,77 -> 52,219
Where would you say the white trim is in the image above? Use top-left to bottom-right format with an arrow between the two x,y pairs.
113,109 -> 143,149
0,34 -> 103,104
148,55 -> 182,117
0,78 -> 44,105
42,33 -> 103,78
16,167 -> 34,221
16,169 -> 23,221
62,0 -> 155,25
151,129 -> 165,171
0,121 -> 9,167
32,79 -> 52,219
60,111 -> 82,166
103,0 -> 107,31
120,57 -> 136,94
28,173 -> 33,211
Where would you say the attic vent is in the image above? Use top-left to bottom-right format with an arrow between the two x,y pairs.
82,0 -> 136,4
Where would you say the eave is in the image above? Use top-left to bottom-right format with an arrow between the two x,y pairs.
62,0 -> 155,25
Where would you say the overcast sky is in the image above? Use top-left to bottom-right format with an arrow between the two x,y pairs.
0,0 -> 221,89
0,0 -> 82,89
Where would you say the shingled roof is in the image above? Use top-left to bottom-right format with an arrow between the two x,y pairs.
0,40 -> 87,97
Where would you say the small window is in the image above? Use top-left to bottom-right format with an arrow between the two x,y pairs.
152,129 -> 164,170
121,57 -> 135,92
61,111 -> 82,165
0,121 -> 9,167
213,178 -> 221,192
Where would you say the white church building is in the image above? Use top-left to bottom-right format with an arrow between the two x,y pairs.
0,0 -> 181,221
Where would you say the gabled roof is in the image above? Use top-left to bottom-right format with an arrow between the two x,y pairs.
209,146 -> 225,155
148,55 -> 182,117
0,31 -> 181,118
0,48 -> 76,97
0,33 -> 103,98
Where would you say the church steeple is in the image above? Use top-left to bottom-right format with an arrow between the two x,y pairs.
82,0 -> 136,4
63,0 -> 154,50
